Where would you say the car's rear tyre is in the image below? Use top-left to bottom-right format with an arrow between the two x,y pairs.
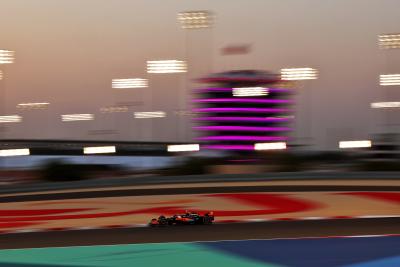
203,216 -> 212,224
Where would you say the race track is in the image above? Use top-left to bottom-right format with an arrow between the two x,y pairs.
1,181 -> 399,266
1,218 -> 399,249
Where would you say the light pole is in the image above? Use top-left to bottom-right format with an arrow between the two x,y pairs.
0,49 -> 15,170
378,33 -> 400,135
146,59 -> 187,141
177,11 -> 214,142
0,50 -> 15,140
281,67 -> 318,148
112,78 -> 148,140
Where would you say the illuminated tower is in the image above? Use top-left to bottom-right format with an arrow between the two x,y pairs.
193,70 -> 293,153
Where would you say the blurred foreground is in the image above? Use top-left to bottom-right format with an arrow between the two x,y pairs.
1,149 -> 400,186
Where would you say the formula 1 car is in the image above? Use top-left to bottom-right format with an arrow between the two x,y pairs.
149,211 -> 214,226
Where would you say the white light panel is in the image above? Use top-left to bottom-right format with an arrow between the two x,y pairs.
0,115 -> 22,123
134,111 -> 166,119
233,87 -> 269,97
62,114 -> 94,122
380,74 -> 400,86
17,102 -> 50,110
379,33 -> 400,49
0,148 -> 30,157
177,11 -> 213,29
147,60 -> 187,73
167,144 -> 200,152
371,102 -> 400,109
100,106 -> 129,113
339,140 -> 372,149
83,146 -> 116,154
254,142 -> 287,151
281,68 -> 318,80
0,50 -> 14,64
112,78 -> 148,89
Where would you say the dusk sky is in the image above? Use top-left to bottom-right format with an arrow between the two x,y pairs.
1,0 -> 400,149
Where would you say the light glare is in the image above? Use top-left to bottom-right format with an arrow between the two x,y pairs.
371,102 -> 400,109
281,68 -> 318,80
0,50 -> 14,64
147,60 -> 187,73
83,146 -> 116,154
134,111 -> 166,119
0,148 -> 30,157
178,11 -> 213,29
17,102 -> 50,110
62,114 -> 94,122
379,33 -> 400,49
339,140 -> 372,149
100,106 -> 129,113
0,115 -> 22,123
167,144 -> 200,152
380,74 -> 400,86
112,78 -> 148,89
254,142 -> 287,150
232,87 -> 269,97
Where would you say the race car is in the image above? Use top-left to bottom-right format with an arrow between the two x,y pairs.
149,211 -> 214,226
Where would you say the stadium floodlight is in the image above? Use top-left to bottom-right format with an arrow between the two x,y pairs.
232,87 -> 269,97
167,144 -> 200,152
177,11 -> 213,29
339,140 -> 372,149
100,106 -> 129,113
134,111 -> 166,119
380,74 -> 400,86
379,33 -> 400,49
0,148 -> 30,157
147,60 -> 187,73
83,146 -> 116,154
254,142 -> 287,151
0,115 -> 22,123
112,78 -> 148,89
0,50 -> 14,64
281,68 -> 318,80
61,114 -> 94,122
17,102 -> 50,110
371,102 -> 400,109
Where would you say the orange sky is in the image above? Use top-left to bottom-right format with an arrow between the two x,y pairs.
0,0 -> 399,149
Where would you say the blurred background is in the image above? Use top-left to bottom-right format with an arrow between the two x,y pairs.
1,0 -> 400,184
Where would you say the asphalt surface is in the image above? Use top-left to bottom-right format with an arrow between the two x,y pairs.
1,218 -> 399,249
2,185 -> 400,203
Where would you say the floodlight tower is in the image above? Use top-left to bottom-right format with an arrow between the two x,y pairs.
177,10 -> 214,142
0,50 -> 15,170
280,67 -> 318,148
377,33 -> 400,136
111,78 -> 148,140
0,50 -> 15,139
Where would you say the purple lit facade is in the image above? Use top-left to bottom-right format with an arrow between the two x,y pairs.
194,70 -> 294,151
